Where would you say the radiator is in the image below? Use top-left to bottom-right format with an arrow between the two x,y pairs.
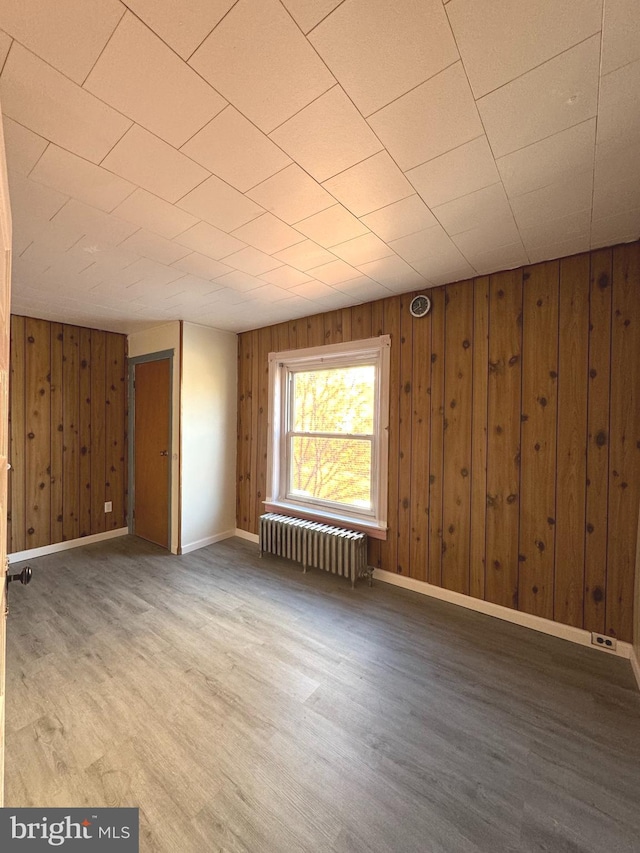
259,513 -> 372,588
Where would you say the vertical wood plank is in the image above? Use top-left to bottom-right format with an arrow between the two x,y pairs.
351,303 -> 373,341
25,318 -> 51,549
555,254 -> 589,628
78,328 -> 92,537
62,324 -> 79,541
409,302 -> 431,582
9,316 -> 25,553
255,326 -> 272,528
341,307 -> 352,341
237,333 -> 252,531
485,270 -> 522,608
379,296 -> 400,573
470,278 -> 489,600
248,329 -> 259,535
368,298 -> 384,568
50,322 -> 64,544
396,294 -> 413,575
323,310 -> 343,345
441,281 -> 473,594
607,242 -> 640,641
105,333 -> 126,531
584,248 -> 612,633
290,318 -> 308,350
272,322 -> 291,354
90,330 -> 106,535
518,261 -> 559,619
428,287 -> 446,586
307,314 -> 325,348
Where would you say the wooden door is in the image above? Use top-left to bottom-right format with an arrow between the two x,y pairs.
0,107 -> 13,806
134,358 -> 171,548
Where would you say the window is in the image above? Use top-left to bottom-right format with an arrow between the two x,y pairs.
266,336 -> 390,538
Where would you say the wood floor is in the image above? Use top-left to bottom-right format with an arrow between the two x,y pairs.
4,536 -> 640,852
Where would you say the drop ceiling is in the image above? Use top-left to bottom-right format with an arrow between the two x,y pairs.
0,0 -> 638,334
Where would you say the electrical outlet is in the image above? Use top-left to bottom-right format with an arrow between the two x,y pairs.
591,632 -> 617,651
104,501 -> 113,513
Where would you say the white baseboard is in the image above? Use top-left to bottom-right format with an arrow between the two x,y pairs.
8,527 -> 129,564
374,568 -> 633,662
631,648 -> 640,691
180,529 -> 236,554
234,528 -> 259,544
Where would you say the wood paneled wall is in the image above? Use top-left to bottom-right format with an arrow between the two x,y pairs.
237,242 -> 640,643
8,316 -> 127,552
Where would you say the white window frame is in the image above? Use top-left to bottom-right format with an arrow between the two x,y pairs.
265,336 -> 390,539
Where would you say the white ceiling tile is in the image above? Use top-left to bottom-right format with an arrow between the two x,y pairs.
452,216 -> 522,257
412,259 -> 475,285
103,257 -> 185,288
307,258 -> 361,285
313,290 -> 358,309
7,171 -> 69,230
259,265 -> 313,288
84,13 -> 225,148
331,276 -> 393,301
189,0 -> 335,133
294,204 -> 369,246
171,252 -> 234,280
0,0 -> 124,83
102,125 -> 209,203
29,144 -> 135,213
118,230 -> 190,265
593,182 -> 640,221
310,0 -> 459,116
368,62 -> 483,170
247,164 -> 335,224
331,233 -> 394,266
447,0 -> 602,98
357,255 -> 426,291
591,209 -> 640,248
248,283 -> 294,303
289,280 -> 337,300
497,119 -> 596,197
601,0 -> 640,76
231,212 -> 304,254
390,224 -> 472,275
510,171 -> 593,230
407,135 -> 500,209
2,117 -> 48,176
0,31 -> 12,69
214,270 -> 267,292
520,209 -> 591,250
111,188 -> 199,239
323,151 -> 414,217
177,173 -> 265,231
270,85 -> 382,182
47,199 -> 138,248
280,0 -> 343,34
361,195 -> 437,242
0,43 -> 132,163
122,0 -> 235,59
433,182 -> 513,235
173,220 -> 246,259
597,59 -> 640,146
181,106 -> 291,192
273,239 -> 337,271
478,36 -> 600,158
462,241 -> 530,275
527,233 -> 591,264
222,247 -> 283,275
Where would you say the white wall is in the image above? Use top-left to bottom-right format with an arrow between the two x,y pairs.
128,322 -> 181,554
180,322 -> 237,552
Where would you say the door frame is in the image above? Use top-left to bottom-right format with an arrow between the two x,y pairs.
128,349 -> 174,549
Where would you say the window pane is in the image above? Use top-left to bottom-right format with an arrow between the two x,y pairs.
290,436 -> 372,508
292,366 -> 375,434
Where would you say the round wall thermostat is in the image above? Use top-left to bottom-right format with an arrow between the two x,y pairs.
409,294 -> 432,317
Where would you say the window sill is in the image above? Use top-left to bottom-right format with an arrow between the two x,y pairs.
264,501 -> 388,541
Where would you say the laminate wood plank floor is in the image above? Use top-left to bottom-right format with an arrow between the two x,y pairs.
5,535 -> 640,852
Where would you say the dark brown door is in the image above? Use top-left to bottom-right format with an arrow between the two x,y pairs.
134,358 -> 170,548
